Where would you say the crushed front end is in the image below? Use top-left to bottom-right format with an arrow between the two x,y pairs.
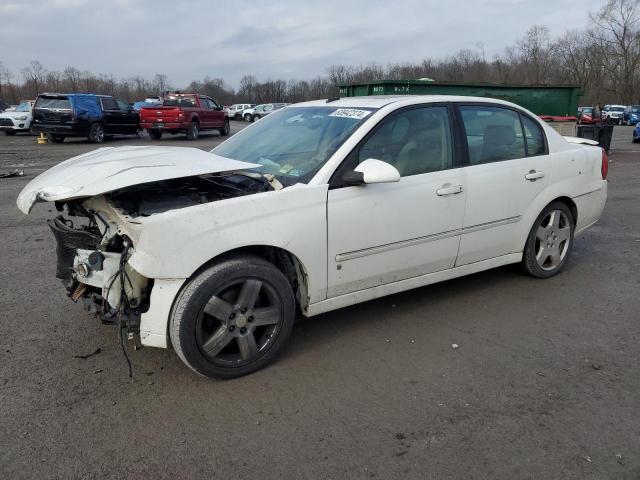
48,198 -> 149,346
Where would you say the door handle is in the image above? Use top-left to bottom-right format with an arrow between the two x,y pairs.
436,184 -> 463,196
525,170 -> 545,181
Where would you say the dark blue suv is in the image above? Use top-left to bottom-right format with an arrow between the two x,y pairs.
31,93 -> 139,143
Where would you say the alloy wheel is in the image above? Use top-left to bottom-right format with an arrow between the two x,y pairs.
195,278 -> 283,366
534,210 -> 571,271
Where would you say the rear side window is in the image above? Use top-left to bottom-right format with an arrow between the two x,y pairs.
460,106 -> 525,164
521,115 -> 545,156
36,97 -> 71,110
100,97 -> 118,110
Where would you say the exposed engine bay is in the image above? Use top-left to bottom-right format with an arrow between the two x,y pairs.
48,172 -> 276,349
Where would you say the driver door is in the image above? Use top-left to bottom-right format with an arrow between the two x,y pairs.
326,105 -> 467,298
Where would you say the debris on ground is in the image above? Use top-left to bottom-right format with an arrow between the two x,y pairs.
73,347 -> 101,359
537,371 -> 546,377
0,169 -> 24,179
451,343 -> 459,349
584,455 -> 592,463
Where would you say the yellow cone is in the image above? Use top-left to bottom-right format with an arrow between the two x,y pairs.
37,132 -> 48,144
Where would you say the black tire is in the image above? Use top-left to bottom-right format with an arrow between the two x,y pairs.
186,121 -> 200,140
234,113 -> 241,121
88,123 -> 105,143
170,255 -> 296,379
47,133 -> 65,143
147,128 -> 163,140
4,130 -> 16,136
522,201 -> 575,279
243,114 -> 251,122
219,118 -> 230,136
252,114 -> 260,122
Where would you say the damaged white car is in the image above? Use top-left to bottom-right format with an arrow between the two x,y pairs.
17,96 -> 608,378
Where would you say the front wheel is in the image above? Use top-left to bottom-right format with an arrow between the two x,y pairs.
522,202 -> 574,278
170,256 -> 296,379
186,121 -> 200,140
88,123 -> 105,143
243,114 -> 251,122
219,118 -> 230,136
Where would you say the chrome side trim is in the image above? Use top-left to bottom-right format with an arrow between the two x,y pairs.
335,228 -> 461,262
335,216 -> 521,262
461,215 -> 521,235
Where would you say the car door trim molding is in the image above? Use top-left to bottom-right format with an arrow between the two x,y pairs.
335,215 -> 521,262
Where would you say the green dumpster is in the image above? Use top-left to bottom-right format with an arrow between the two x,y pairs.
337,80 -> 583,117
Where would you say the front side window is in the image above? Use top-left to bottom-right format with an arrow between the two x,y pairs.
213,106 -> 375,185
116,99 -> 130,112
357,106 -> 453,177
460,106 -> 525,164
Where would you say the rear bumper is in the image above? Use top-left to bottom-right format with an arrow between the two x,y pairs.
31,123 -> 89,136
140,121 -> 187,131
574,182 -> 607,235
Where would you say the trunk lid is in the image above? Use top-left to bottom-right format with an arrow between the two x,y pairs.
140,106 -> 182,122
17,146 -> 260,214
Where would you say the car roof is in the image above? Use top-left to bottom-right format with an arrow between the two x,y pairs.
292,95 -> 529,109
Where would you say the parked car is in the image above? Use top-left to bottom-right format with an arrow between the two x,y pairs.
0,100 -> 34,135
139,93 -> 229,140
225,104 -> 255,120
31,94 -> 140,143
577,106 -> 595,124
0,99 -> 10,112
241,103 -> 287,122
16,96 -> 608,379
623,105 -> 640,126
602,105 -> 626,124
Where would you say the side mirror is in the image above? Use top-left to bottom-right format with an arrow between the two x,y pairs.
342,159 -> 401,186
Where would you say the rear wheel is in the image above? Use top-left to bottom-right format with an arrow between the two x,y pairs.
147,128 -> 163,140
170,256 -> 296,379
244,114 -> 251,122
186,121 -> 200,140
47,133 -> 65,143
219,118 -> 230,136
88,123 -> 105,143
522,202 -> 574,278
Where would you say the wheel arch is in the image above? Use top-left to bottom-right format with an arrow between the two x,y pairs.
552,196 -> 578,225
186,245 -> 310,315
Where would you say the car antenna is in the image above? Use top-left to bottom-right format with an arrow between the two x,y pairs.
326,96 -> 340,103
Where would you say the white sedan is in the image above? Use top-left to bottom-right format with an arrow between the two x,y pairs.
17,96 -> 608,378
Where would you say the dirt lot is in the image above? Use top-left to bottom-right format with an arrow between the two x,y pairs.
1,124 -> 639,479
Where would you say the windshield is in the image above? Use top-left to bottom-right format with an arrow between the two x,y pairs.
631,106 -> 640,113
36,97 -> 71,110
15,102 -> 30,112
582,107 -> 593,114
611,107 -> 625,112
212,106 -> 376,185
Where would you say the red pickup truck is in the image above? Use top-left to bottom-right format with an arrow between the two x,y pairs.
139,93 -> 230,140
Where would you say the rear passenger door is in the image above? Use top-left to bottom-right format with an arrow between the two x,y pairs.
208,98 -> 225,127
456,104 -> 552,265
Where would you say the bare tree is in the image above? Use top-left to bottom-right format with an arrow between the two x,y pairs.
21,60 -> 46,96
589,0 -> 640,103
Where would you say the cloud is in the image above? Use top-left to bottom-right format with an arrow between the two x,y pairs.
0,0 -> 605,87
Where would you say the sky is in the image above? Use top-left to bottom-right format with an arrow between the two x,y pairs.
0,0 -> 605,88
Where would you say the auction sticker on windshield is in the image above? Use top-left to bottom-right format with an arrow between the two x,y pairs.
329,109 -> 372,120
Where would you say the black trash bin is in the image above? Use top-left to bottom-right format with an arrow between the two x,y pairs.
576,124 -> 613,152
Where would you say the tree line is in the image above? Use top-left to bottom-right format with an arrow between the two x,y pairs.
1,0 -> 638,107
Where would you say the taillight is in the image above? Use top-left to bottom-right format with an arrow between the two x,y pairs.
178,112 -> 183,121
601,148 -> 609,180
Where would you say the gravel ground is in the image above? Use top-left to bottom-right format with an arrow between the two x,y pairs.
0,124 -> 639,479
